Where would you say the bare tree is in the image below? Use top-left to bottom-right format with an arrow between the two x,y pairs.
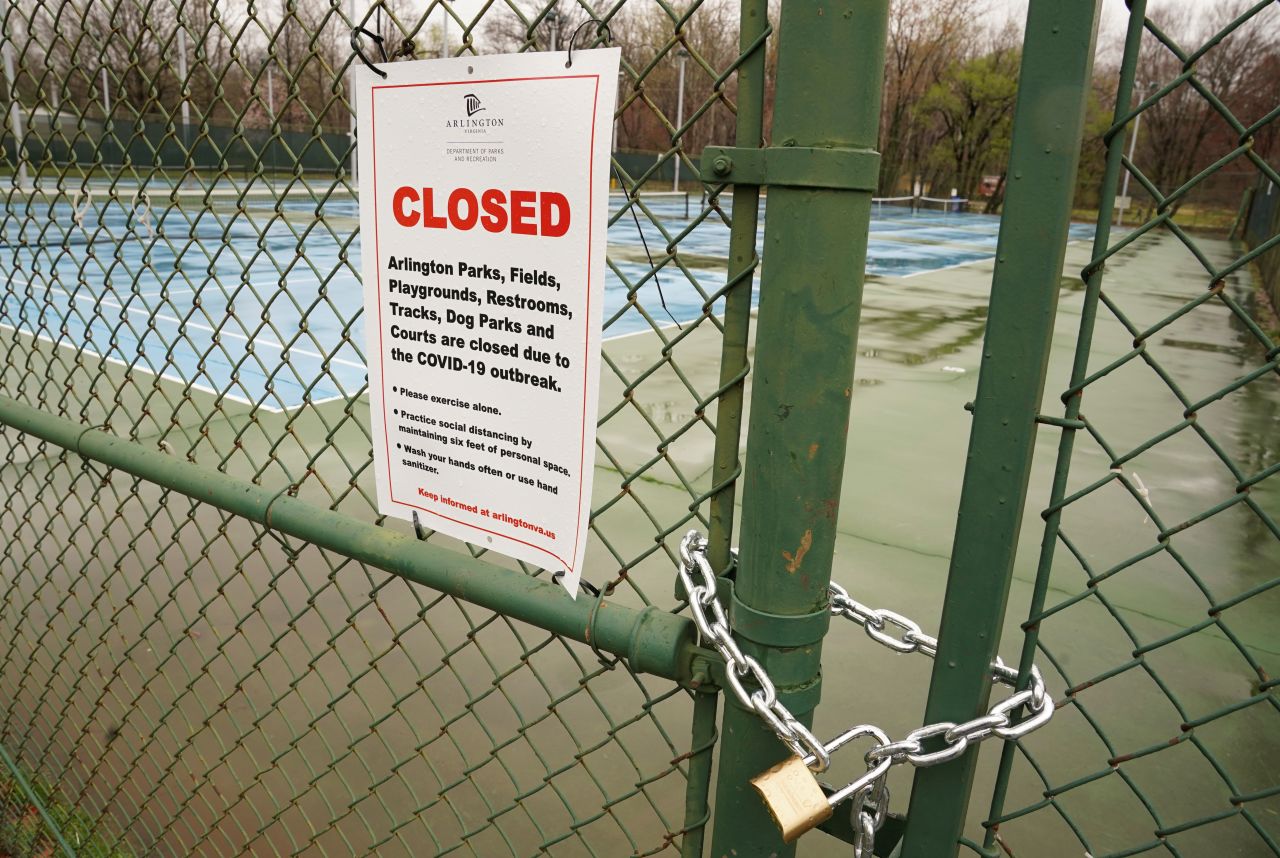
878,0 -> 977,195
614,2 -> 741,157
79,0 -> 179,120
1135,0 -> 1280,212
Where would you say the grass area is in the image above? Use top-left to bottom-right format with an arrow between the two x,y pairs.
1249,270 -> 1280,341
1071,203 -> 1241,233
0,765 -> 131,858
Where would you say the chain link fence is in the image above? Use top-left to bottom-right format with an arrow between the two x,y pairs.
0,0 -> 1277,856
971,3 -> 1280,856
0,0 -> 762,854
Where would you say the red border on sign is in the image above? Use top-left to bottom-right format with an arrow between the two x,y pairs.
370,73 -> 602,575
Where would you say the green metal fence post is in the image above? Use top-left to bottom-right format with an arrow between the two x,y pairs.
682,0 -> 769,853
706,2 -> 890,856
899,3 -> 1103,856
976,3 -> 1148,849
706,0 -> 767,576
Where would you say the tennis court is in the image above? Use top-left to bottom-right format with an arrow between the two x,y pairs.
0,185 -> 1092,411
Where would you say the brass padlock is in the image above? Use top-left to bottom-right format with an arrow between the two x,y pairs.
750,754 -> 832,842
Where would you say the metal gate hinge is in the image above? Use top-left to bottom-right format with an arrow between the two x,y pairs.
700,145 -> 880,191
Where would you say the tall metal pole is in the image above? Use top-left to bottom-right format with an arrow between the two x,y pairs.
707,2 -> 890,856
1,36 -> 26,189
977,4 -> 1150,854
266,63 -> 276,180
1117,82 -> 1146,228
176,25 -> 190,177
688,0 -> 769,851
102,67 -> 109,115
899,2 -> 1103,855
672,48 -> 687,193
348,0 -> 357,184
176,27 -> 190,133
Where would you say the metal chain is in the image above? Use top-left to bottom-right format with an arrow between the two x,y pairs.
678,530 -> 1056,854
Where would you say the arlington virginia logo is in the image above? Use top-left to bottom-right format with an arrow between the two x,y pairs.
446,93 -> 504,130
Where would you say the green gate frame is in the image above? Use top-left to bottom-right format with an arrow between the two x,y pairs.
900,4 -> 1103,855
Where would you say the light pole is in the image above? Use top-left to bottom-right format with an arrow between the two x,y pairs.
546,8 -> 560,52
176,25 -> 190,174
672,47 -> 688,193
1,36 -> 26,189
1118,81 -> 1154,228
266,62 -> 277,180
441,4 -> 450,58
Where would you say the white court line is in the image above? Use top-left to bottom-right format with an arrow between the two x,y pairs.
900,256 -> 993,279
307,393 -> 352,407
0,316 -> 363,415
135,286 -> 199,300
23,276 -> 367,372
600,248 -> 995,340
4,276 -> 364,413
0,319 -> 280,414
898,236 -> 1089,279
603,319 -> 700,343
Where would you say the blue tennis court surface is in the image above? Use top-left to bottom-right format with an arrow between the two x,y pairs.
0,191 -> 1093,410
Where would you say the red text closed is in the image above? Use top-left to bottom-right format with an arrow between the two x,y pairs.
391,187 -> 571,237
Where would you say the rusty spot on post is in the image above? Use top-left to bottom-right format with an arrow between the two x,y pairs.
781,529 -> 813,573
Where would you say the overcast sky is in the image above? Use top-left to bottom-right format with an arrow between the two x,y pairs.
412,0 -> 1217,57
989,0 -> 1207,35
428,0 -> 1212,48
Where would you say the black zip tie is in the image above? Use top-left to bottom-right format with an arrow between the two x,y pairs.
565,20 -> 611,68
391,38 -> 416,60
551,571 -> 602,597
350,27 -> 389,79
612,163 -> 679,328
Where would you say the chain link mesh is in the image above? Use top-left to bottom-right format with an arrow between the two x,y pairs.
0,0 -> 760,854
973,4 -> 1280,856
4,0 -> 1277,855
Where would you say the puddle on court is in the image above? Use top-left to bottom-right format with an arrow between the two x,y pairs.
796,231 -> 1280,857
597,229 -> 1278,857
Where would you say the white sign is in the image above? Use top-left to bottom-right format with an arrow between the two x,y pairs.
357,49 -> 621,597
1114,195 -> 1132,210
